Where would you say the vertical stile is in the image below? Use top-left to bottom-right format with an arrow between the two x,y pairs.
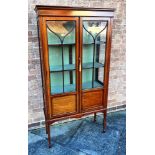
61,41 -> 64,92
92,40 -> 95,88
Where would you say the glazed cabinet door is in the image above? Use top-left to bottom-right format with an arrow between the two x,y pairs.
80,17 -> 110,111
42,17 -> 79,117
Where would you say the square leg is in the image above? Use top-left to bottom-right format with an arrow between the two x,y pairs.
47,124 -> 51,148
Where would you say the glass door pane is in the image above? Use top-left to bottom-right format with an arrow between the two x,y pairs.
82,20 -> 107,90
46,20 -> 76,95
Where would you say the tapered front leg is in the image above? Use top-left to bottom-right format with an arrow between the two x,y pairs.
94,112 -> 96,122
43,108 -> 48,134
103,110 -> 107,133
47,124 -> 51,148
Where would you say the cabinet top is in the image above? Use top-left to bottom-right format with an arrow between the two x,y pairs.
35,5 -> 115,17
35,5 -> 115,11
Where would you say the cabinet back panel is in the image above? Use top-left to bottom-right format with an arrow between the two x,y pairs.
51,95 -> 77,116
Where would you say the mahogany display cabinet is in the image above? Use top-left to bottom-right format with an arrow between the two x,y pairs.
35,5 -> 114,147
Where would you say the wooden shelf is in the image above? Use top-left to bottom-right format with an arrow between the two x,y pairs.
50,64 -> 75,72
48,43 -> 75,46
82,62 -> 104,69
82,81 -> 103,90
48,41 -> 106,46
51,84 -> 76,94
51,81 -> 103,94
83,41 -> 106,45
50,62 -> 104,72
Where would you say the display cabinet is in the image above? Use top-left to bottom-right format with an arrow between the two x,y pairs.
35,5 -> 114,147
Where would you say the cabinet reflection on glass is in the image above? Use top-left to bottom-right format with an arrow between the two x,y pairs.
82,21 -> 107,90
46,21 -> 76,94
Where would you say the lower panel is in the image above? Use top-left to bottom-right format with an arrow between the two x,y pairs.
51,95 -> 77,116
82,89 -> 104,111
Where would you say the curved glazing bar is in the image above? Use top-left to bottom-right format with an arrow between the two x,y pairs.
47,22 -> 75,43
83,24 -> 95,41
47,24 -> 62,43
83,21 -> 107,40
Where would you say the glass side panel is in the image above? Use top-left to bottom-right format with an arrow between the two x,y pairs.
46,21 -> 76,95
82,20 -> 107,90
